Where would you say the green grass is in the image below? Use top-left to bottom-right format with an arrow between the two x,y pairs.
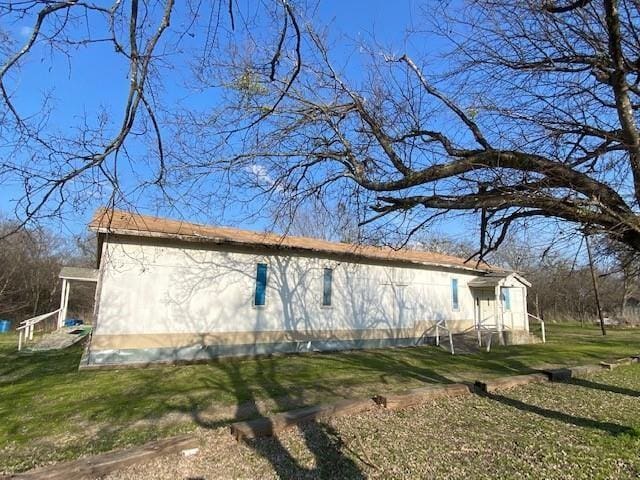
298,364 -> 640,479
0,323 -> 639,473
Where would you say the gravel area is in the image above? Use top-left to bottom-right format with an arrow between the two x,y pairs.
107,364 -> 640,480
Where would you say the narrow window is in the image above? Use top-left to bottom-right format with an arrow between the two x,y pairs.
254,263 -> 268,306
322,268 -> 333,306
502,287 -> 511,311
451,278 -> 459,310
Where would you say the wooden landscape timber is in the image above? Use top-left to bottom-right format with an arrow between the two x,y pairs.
544,357 -> 637,381
543,365 -> 602,382
600,357 -> 634,370
231,360 -> 640,441
372,383 -> 472,410
5,435 -> 198,480
230,398 -> 375,440
474,373 -> 549,393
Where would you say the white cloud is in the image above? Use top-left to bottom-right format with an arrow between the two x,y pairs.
19,26 -> 34,38
246,164 -> 275,187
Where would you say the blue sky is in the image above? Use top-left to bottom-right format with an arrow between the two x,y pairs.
2,0 -> 439,235
0,0 -> 581,259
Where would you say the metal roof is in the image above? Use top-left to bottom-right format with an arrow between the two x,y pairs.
59,266 -> 99,282
468,272 -> 531,288
89,208 -> 498,273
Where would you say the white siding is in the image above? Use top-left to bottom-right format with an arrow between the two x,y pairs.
500,276 -> 528,331
95,237 -> 483,337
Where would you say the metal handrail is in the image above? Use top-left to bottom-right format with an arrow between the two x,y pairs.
527,313 -> 546,343
435,319 -> 455,355
17,308 -> 61,351
476,309 -> 520,351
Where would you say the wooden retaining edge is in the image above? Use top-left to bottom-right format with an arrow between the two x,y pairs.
544,358 -> 639,381
5,435 -> 198,480
372,383 -> 472,410
474,373 -> 549,393
230,398 -> 375,440
601,357 -> 634,370
543,364 -> 603,381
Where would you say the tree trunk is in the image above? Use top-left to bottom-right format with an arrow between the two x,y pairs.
586,235 -> 607,336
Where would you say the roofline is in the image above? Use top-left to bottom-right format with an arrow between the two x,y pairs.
59,275 -> 99,282
510,272 -> 532,288
59,267 -> 100,282
88,208 -> 513,275
94,226 -> 494,274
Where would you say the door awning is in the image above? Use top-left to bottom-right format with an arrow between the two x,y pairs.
468,272 -> 531,288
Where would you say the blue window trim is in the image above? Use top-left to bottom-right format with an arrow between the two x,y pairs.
254,263 -> 268,307
502,287 -> 511,311
322,268 -> 333,306
451,278 -> 459,310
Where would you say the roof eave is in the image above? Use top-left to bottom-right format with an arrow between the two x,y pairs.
94,227 -> 490,274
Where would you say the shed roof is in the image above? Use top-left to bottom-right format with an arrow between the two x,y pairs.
59,266 -> 99,282
89,209 -> 496,273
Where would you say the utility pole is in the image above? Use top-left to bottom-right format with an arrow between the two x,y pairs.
585,234 -> 606,336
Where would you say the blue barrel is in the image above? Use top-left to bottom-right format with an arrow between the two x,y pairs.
64,318 -> 83,327
0,320 -> 11,333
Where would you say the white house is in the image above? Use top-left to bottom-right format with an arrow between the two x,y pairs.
79,209 -> 534,367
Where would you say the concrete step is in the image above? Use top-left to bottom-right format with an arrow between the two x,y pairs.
439,332 -> 484,355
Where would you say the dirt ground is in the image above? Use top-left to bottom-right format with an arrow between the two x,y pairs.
106,364 -> 640,480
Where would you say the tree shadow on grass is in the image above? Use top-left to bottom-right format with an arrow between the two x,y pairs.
569,377 -> 640,398
186,357 -> 365,479
319,345 -> 547,389
480,391 -> 638,437
320,348 -> 458,386
0,344 -> 83,386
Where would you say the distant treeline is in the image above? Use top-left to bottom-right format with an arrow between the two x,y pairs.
0,220 -> 95,327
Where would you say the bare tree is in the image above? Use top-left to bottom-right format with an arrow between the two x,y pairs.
595,235 -> 640,315
5,1 -> 640,262
0,218 -> 97,323
272,197 -> 366,243
184,0 -> 640,259
0,0 -> 302,231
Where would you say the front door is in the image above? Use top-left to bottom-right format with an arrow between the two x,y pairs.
475,289 -> 497,328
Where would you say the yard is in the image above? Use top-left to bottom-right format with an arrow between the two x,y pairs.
1,323 -> 639,476
109,362 -> 640,479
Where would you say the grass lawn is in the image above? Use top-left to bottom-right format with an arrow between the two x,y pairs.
1,323 -> 639,474
120,363 -> 636,480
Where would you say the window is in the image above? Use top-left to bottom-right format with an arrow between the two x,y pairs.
451,278 -> 459,310
254,263 -> 268,306
501,287 -> 511,311
322,268 -> 333,306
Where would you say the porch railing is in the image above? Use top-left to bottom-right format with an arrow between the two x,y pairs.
17,308 -> 61,351
475,314 -> 511,352
527,313 -> 546,343
435,319 -> 455,355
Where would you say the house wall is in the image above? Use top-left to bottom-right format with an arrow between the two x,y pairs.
87,235 -> 524,365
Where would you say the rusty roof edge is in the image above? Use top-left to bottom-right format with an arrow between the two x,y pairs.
92,225 -> 497,274
88,209 -> 510,275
